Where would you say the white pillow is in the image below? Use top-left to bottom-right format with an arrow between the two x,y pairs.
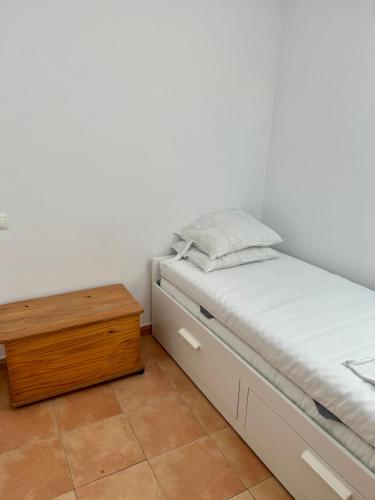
177,209 -> 282,259
172,242 -> 279,273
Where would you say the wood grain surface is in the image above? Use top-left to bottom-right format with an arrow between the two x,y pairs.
6,316 -> 143,406
1,284 -> 144,406
0,284 -> 143,342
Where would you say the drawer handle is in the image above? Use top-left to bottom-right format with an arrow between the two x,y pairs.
301,450 -> 352,500
178,328 -> 201,350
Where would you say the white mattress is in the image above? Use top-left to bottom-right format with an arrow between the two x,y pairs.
160,253 -> 375,470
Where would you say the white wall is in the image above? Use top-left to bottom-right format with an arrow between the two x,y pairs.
0,1 -> 284,331
263,0 -> 375,290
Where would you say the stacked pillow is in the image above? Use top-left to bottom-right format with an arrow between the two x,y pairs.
171,208 -> 282,273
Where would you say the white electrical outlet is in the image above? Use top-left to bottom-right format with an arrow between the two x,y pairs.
0,213 -> 9,230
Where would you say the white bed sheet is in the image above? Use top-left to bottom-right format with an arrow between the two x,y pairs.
160,252 -> 375,451
160,276 -> 375,473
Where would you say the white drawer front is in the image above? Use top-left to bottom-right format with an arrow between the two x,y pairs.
152,283 -> 240,418
245,390 -> 363,500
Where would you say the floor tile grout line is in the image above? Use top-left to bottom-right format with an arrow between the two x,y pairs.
207,430 -> 273,490
206,432 -> 248,491
112,360 -> 181,416
0,339 -> 274,499
55,407 -> 123,436
131,422 -> 209,462
121,390 -> 196,418
146,433 -> 249,500
156,355 -> 192,389
147,457 -> 168,500
70,436 -> 245,500
248,474 -> 274,490
47,488 -> 77,500
226,489 -> 257,500
165,390 -> 208,434
0,400 -> 61,457
144,338 -> 283,497
155,357 -> 228,434
58,410 -> 147,490
70,456 -> 147,491
117,351 -> 213,422
124,411 -> 148,459
55,344 -> 246,491
121,405 -> 179,498
50,399 -> 75,496
225,490 -> 250,500
140,433 -> 207,461
154,353 -> 231,432
150,431 -> 209,460
73,460 -> 150,495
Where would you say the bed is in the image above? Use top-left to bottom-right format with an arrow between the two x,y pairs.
152,252 -> 375,499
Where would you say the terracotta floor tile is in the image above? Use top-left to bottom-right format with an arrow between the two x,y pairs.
0,400 -> 57,453
180,386 -> 228,433
127,394 -> 205,458
157,356 -> 182,379
112,363 -> 176,412
140,334 -> 157,348
52,492 -> 76,500
250,477 -> 293,500
157,356 -> 180,376
54,383 -> 121,432
0,365 -> 10,409
0,436 -> 72,500
231,492 -> 253,500
0,337 -> 290,500
63,414 -> 144,487
150,436 -> 245,500
211,427 -> 271,488
141,341 -> 157,368
141,335 -> 169,364
158,358 -> 197,393
76,461 -> 165,500
140,334 -> 156,347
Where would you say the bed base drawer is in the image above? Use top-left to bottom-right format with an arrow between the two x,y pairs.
152,282 -> 240,419
151,273 -> 373,500
245,390 -> 363,500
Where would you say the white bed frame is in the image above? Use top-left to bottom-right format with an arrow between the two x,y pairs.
151,257 -> 375,500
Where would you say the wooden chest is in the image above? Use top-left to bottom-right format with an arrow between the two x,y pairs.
0,284 -> 144,406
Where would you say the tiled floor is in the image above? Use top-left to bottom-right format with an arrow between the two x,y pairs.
0,336 -> 293,500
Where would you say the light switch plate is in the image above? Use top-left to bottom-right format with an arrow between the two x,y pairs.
0,213 -> 9,230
